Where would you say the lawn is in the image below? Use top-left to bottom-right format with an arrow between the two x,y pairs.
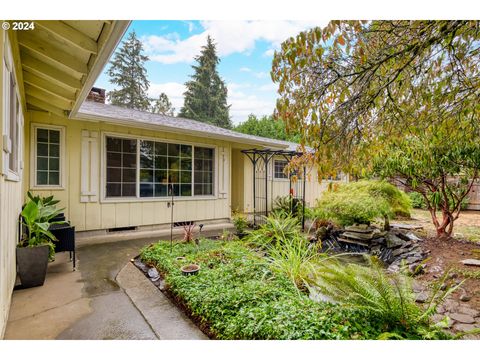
396,209 -> 480,243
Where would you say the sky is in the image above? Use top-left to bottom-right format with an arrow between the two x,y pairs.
94,20 -> 328,124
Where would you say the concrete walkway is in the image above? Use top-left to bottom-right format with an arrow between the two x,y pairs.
4,233 -> 215,340
117,263 -> 206,339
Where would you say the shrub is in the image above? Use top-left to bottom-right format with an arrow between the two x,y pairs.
245,212 -> 301,249
272,196 -> 303,218
409,191 -> 426,209
408,191 -> 469,211
232,212 -> 248,235
316,180 -> 412,226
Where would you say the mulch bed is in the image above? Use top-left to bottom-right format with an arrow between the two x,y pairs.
418,236 -> 480,310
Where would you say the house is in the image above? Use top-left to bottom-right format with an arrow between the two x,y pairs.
0,21 -> 346,337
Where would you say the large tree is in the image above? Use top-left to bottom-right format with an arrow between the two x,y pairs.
151,93 -> 175,116
179,36 -> 232,129
234,114 -> 300,142
373,124 -> 480,239
271,21 -> 480,238
107,30 -> 151,111
271,21 -> 480,175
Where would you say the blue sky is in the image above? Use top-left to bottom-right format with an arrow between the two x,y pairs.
94,20 -> 326,124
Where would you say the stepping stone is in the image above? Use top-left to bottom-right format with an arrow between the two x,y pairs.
390,223 -> 424,230
415,292 -> 429,303
449,313 -> 476,324
458,306 -> 480,318
461,259 -> 480,267
453,323 -> 477,332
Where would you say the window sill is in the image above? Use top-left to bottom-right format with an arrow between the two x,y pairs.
100,196 -> 219,204
30,185 -> 65,191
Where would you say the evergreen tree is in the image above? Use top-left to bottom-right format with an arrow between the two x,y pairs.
151,93 -> 175,116
107,30 -> 150,111
179,36 -> 232,128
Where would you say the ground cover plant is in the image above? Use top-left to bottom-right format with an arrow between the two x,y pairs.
141,237 -> 452,340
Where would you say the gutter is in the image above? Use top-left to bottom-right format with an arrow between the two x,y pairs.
69,20 -> 131,118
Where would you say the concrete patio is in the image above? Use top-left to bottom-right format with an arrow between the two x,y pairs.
3,230 -> 221,340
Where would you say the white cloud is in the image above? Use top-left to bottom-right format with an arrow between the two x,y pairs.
142,20 -> 327,64
258,83 -> 277,92
263,48 -> 276,57
148,81 -> 275,123
148,82 -> 186,112
239,67 -> 252,72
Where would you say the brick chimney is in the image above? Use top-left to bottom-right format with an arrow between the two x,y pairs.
86,87 -> 106,103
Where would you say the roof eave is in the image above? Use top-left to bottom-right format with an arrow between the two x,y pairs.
68,21 -> 131,118
73,111 -> 289,149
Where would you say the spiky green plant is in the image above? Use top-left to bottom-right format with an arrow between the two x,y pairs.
245,212 -> 301,249
267,233 -> 324,291
246,212 -> 327,291
314,257 -> 459,338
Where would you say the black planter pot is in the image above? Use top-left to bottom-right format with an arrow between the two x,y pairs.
16,245 -> 49,288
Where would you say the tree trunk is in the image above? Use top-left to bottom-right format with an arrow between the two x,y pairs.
435,211 -> 453,240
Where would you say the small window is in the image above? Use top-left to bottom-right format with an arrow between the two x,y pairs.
34,127 -> 63,186
194,147 -> 214,196
106,136 -> 137,197
8,73 -> 18,173
274,159 -> 289,179
3,52 -> 21,180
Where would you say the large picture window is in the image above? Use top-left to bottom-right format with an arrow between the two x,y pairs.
105,135 -> 214,199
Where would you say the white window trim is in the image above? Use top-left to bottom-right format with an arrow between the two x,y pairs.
2,33 -> 22,182
30,123 -> 66,190
100,131 -> 218,203
273,159 -> 290,181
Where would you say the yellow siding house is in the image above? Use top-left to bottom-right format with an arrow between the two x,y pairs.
0,20 -> 346,337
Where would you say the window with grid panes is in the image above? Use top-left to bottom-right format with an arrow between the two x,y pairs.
139,141 -> 192,197
105,137 -> 137,197
194,147 -> 214,195
36,128 -> 61,185
274,159 -> 289,179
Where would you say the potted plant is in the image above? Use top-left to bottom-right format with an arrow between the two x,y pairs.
17,192 -> 65,288
232,212 -> 248,238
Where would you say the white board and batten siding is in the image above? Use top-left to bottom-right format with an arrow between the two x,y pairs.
0,30 -> 26,337
26,111 -> 232,233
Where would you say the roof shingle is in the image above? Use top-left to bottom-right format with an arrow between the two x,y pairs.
78,101 -> 301,151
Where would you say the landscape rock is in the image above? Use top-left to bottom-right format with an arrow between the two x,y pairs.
147,267 -> 159,279
134,258 -> 149,272
449,313 -> 476,324
458,306 -> 480,318
390,223 -> 424,230
453,323 -> 477,332
415,292 -> 429,303
459,294 -> 472,302
342,231 -> 376,241
461,259 -> 480,267
431,314 -> 454,327
344,224 -> 371,233
444,300 -> 460,313
386,233 -> 406,248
